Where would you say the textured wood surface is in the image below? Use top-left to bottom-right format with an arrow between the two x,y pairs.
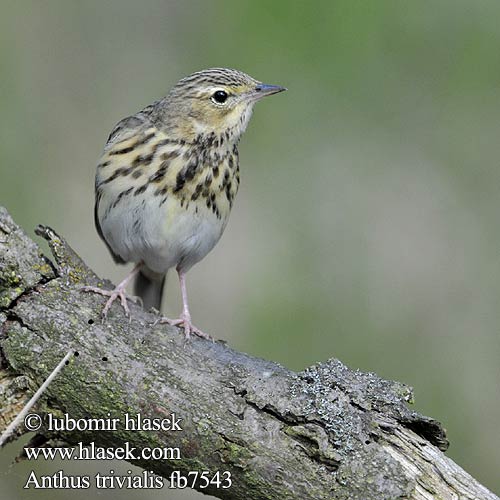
0,206 -> 497,500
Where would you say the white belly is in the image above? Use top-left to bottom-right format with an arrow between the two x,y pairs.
100,192 -> 227,274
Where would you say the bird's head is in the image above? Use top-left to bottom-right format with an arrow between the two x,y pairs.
160,68 -> 286,143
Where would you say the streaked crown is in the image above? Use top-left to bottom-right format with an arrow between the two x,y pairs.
173,68 -> 260,93
157,68 -> 285,142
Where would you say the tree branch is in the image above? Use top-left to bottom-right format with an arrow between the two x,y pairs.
0,206 -> 497,500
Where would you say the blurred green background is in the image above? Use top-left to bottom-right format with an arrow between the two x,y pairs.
1,0 -> 499,498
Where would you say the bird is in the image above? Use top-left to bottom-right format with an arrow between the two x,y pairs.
83,68 -> 286,338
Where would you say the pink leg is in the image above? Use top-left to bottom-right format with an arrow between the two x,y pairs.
158,270 -> 210,339
82,262 -> 142,319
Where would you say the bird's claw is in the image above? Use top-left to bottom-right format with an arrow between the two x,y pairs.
156,315 -> 211,340
81,285 -> 133,321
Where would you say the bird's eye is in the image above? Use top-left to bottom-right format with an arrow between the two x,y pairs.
211,90 -> 228,104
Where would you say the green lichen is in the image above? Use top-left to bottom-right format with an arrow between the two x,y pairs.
0,267 -> 21,287
32,262 -> 53,277
0,266 -> 23,307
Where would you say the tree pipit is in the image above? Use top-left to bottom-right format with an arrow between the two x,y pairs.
83,68 -> 286,338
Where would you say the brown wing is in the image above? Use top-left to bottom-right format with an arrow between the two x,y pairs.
93,103 -> 159,264
94,189 -> 125,264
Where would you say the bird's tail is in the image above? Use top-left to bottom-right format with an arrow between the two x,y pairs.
133,268 -> 166,312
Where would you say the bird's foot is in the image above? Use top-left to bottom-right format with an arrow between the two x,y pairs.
81,284 -> 134,320
156,314 -> 211,340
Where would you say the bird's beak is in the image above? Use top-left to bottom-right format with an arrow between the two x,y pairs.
250,83 -> 287,101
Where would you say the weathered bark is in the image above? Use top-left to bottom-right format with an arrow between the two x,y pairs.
0,206 -> 497,500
